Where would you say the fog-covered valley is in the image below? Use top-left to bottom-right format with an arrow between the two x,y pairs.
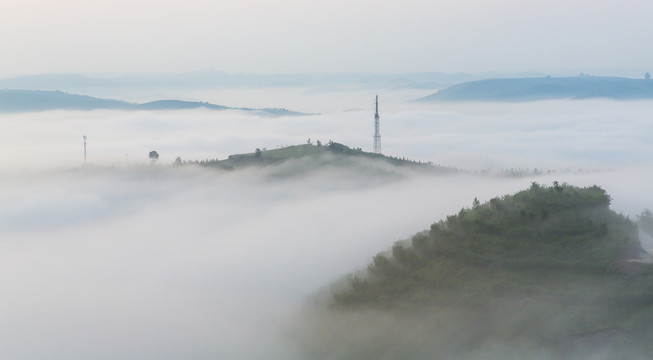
2,87 -> 653,358
3,88 -> 653,170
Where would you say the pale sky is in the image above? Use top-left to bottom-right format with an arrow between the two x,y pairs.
1,0 -> 652,76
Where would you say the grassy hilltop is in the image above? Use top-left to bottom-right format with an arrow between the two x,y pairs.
296,183 -> 653,360
190,142 -> 455,177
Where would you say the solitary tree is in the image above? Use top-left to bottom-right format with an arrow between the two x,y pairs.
149,151 -> 159,162
174,156 -> 182,165
638,209 -> 653,237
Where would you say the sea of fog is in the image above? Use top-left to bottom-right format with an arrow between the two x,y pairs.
1,87 -> 653,359
2,88 -> 652,171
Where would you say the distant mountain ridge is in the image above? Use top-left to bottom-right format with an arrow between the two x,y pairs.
418,76 -> 653,102
0,89 -> 308,116
0,71 -> 483,91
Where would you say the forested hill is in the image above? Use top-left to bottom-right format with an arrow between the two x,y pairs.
0,89 -> 307,116
418,76 -> 653,102
188,142 -> 456,176
296,184 -> 653,360
335,183 -> 646,307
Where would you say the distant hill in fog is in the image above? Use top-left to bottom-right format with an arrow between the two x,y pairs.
418,76 -> 653,102
0,71 -> 483,91
297,184 -> 653,359
0,89 -> 130,111
133,99 -> 228,111
0,89 -> 308,116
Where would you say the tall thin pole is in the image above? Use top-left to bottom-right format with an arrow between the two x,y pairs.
373,95 -> 381,154
83,135 -> 87,163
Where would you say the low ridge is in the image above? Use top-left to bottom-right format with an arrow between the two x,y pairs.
0,89 -> 308,116
418,76 -> 653,102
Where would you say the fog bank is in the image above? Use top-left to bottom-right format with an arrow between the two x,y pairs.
2,91 -> 652,171
2,89 -> 653,358
2,162 -> 652,358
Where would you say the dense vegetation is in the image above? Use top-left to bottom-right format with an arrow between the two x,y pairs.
186,142 -> 455,176
297,184 -> 653,359
336,183 -> 644,306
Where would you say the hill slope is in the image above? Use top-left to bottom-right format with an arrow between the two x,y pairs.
0,89 -> 308,116
189,142 -> 455,177
0,89 -> 129,111
295,183 -> 653,359
418,76 -> 653,102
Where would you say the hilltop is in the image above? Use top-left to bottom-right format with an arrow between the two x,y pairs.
187,142 -> 456,178
418,75 -> 653,102
0,89 -> 308,116
296,183 -> 653,359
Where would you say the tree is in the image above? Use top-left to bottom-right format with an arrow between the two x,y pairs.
646,72 -> 651,80
638,209 -> 653,237
148,151 -> 159,162
553,181 -> 563,191
255,148 -> 262,157
174,156 -> 182,165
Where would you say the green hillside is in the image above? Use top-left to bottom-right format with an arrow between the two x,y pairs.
296,183 -> 653,359
191,142 -> 454,176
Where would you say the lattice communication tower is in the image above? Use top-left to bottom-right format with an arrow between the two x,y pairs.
373,95 -> 381,153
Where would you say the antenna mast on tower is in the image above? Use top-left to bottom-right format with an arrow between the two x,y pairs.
373,95 -> 381,153
83,135 -> 87,163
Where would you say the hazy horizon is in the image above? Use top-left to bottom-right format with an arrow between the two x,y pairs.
1,68 -> 651,80
2,0 -> 653,77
